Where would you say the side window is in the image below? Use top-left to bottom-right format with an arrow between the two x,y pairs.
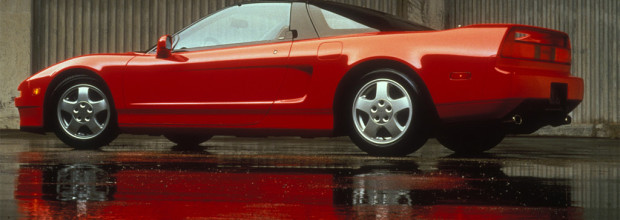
321,9 -> 369,30
174,3 -> 291,50
308,5 -> 378,38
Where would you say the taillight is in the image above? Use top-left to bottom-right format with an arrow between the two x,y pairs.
500,27 -> 571,64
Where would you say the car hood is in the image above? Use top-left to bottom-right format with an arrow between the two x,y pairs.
27,52 -> 141,81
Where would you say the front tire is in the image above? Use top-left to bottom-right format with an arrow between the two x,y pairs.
348,69 -> 428,156
52,75 -> 118,149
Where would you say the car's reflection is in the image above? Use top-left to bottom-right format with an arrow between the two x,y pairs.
52,164 -> 116,202
15,151 -> 580,219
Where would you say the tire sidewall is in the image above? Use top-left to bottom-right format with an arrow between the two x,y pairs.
347,69 -> 428,156
52,75 -> 118,149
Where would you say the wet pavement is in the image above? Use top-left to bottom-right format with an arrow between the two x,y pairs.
0,130 -> 618,219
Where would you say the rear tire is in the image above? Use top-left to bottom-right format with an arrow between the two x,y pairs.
347,69 -> 428,156
437,126 -> 505,154
164,135 -> 212,146
52,75 -> 118,150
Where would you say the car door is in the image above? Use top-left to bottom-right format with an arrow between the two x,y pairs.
123,3 -> 293,126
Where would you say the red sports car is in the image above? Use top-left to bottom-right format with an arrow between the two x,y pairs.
15,1 -> 583,156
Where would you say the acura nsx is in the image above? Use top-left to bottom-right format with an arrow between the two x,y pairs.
15,1 -> 583,156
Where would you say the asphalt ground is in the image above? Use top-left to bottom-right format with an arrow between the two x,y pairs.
0,130 -> 618,219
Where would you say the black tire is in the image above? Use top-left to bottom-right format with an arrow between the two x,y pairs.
347,69 -> 429,156
437,126 -> 506,154
164,135 -> 212,146
52,75 -> 118,149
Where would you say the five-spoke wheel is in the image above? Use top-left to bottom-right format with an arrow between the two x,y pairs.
53,75 -> 117,149
348,69 -> 428,156
353,79 -> 412,144
57,84 -> 110,139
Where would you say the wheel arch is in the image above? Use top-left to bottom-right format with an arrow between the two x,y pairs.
43,68 -> 115,131
332,58 -> 439,136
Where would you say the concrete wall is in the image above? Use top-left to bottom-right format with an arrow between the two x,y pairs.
0,0 -> 31,129
403,0 -> 446,30
0,1 -> 30,216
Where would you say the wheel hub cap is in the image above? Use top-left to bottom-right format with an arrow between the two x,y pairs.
370,99 -> 393,124
73,101 -> 94,123
352,78 -> 413,145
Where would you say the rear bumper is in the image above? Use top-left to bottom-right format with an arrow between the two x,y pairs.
503,73 -> 583,133
501,98 -> 580,134
437,72 -> 583,131
511,74 -> 583,101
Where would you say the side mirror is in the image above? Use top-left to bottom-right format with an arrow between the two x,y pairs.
156,35 -> 172,58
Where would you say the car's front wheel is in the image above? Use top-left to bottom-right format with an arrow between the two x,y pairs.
348,69 -> 428,156
52,75 -> 118,149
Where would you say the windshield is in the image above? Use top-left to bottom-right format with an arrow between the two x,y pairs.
147,3 -> 291,53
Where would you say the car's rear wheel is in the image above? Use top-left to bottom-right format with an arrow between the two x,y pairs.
164,135 -> 212,146
436,126 -> 506,154
52,75 -> 118,149
348,69 -> 428,156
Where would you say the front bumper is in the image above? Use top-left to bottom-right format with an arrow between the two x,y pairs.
15,79 -> 48,131
16,106 -> 45,128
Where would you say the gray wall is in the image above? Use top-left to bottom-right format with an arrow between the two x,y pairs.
0,1 -> 30,216
446,0 -> 619,137
0,0 -> 31,129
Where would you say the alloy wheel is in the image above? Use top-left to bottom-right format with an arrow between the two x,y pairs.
352,78 -> 413,145
56,84 -> 111,140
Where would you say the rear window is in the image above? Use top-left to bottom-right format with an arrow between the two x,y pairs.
321,8 -> 372,30
308,1 -> 432,38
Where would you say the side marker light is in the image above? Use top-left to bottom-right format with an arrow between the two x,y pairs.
450,72 -> 471,80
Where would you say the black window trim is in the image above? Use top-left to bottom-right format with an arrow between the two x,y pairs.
290,2 -> 319,41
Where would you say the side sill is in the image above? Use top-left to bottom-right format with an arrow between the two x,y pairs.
119,126 -> 334,138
